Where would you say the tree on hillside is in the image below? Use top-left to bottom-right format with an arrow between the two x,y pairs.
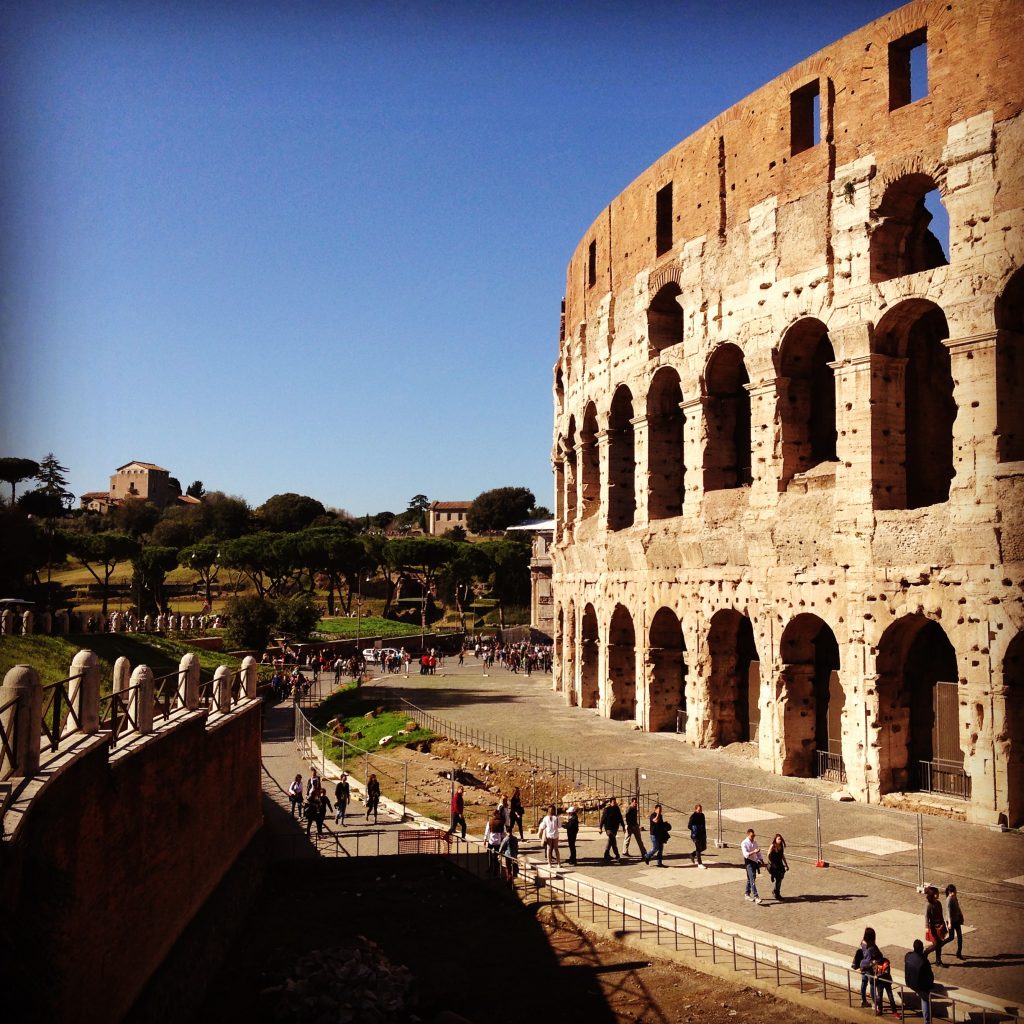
219,532 -> 303,598
151,503 -> 206,548
385,536 -> 459,634
179,540 -> 220,608
113,498 -> 162,539
273,593 -> 320,642
0,457 -> 40,506
132,545 -> 179,616
257,492 -> 327,533
67,531 -> 140,616
437,541 -> 491,631
223,594 -> 276,651
186,480 -> 206,498
203,492 -> 252,539
34,453 -> 74,512
297,527 -> 365,616
466,486 -> 535,534
477,538 -> 531,628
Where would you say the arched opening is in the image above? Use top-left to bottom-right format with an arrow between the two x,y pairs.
703,343 -> 752,492
563,417 -> 578,528
707,609 -> 760,745
647,282 -> 684,353
647,368 -> 684,520
554,363 -> 565,415
608,604 -> 636,722
1003,632 -> 1024,827
995,267 -> 1024,463
778,614 -> 842,778
607,387 -> 636,531
580,603 -> 600,710
870,173 -> 949,283
874,300 -> 955,509
648,607 -> 686,732
876,615 -> 966,797
565,601 -> 577,706
778,319 -> 837,488
554,606 -> 564,693
580,404 -> 600,521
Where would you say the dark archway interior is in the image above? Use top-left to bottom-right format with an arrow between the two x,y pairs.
704,344 -> 752,491
647,369 -> 684,520
996,267 -> 1024,463
607,388 -> 636,531
647,283 -> 684,352
608,605 -> 636,721
649,607 -> 686,732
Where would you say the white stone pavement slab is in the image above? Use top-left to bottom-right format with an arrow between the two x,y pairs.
826,910 -> 976,952
829,834 -> 917,856
720,805 -> 783,822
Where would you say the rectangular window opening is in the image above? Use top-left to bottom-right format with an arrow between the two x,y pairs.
587,240 -> 597,288
889,28 -> 928,110
790,79 -> 820,155
656,182 -> 673,256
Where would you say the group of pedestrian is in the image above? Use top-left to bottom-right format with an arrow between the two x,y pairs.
286,766 -> 382,835
740,829 -> 790,903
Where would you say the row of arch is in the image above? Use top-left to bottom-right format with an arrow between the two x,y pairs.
558,268 -> 1024,531
555,602 -> 1024,822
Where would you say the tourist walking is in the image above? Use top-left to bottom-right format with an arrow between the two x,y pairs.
509,786 -> 525,839
623,797 -> 648,861
288,773 -> 304,817
600,797 -> 625,863
334,773 -> 350,825
767,833 -> 789,900
687,803 -> 707,868
853,927 -> 881,1008
647,804 -> 670,867
924,886 -> 949,965
447,785 -> 467,840
740,828 -> 764,903
316,790 -> 333,835
905,939 -> 935,1024
306,767 -> 321,800
365,773 -> 381,823
537,805 -> 562,867
564,805 -> 580,865
945,884 -> 965,959
497,831 -> 520,886
485,808 -> 506,876
304,791 -> 322,836
870,946 -> 898,1016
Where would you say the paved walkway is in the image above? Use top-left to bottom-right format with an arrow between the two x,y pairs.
259,662 -> 1024,1013
355,660 -> 1024,1011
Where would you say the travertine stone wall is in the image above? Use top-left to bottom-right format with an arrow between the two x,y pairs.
551,0 -> 1024,826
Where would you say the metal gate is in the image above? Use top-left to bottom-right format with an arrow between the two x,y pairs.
918,679 -> 970,798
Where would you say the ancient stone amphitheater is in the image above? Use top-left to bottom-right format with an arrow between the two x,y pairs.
550,0 -> 1024,827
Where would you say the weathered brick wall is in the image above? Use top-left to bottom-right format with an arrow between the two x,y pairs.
551,0 -> 1024,826
0,703 -> 262,1022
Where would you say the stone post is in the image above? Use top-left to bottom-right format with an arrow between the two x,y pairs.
213,665 -> 232,713
178,653 -> 200,711
21,610 -> 33,635
64,650 -> 100,739
1,666 -> 43,777
241,656 -> 258,700
0,609 -> 11,635
130,665 -> 154,735
112,656 -> 131,696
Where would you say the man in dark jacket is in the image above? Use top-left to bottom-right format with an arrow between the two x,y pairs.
600,796 -> 625,862
623,797 -> 648,861
905,939 -> 935,1024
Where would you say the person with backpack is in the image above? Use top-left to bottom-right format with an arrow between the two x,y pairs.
767,833 -> 789,900
600,796 -> 625,863
334,773 -> 351,825
498,830 -> 520,885
365,774 -> 381,823
870,946 -> 898,1016
853,926 -> 881,1008
905,939 -> 935,1024
564,805 -> 580,865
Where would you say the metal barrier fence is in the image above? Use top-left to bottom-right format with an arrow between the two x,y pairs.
394,699 -> 659,826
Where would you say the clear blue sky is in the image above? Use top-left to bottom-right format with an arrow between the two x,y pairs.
0,0 -> 898,517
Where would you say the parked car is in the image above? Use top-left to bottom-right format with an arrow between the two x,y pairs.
362,647 -> 400,664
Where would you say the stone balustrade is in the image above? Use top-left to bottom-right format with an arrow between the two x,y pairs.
0,606 -> 226,637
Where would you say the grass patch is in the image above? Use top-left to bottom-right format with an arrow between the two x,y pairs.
309,683 -> 435,755
0,633 -> 251,694
313,617 -> 421,641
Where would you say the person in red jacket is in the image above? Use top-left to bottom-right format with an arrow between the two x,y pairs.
447,784 -> 466,839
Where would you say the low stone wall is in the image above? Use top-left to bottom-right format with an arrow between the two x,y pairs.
0,659 -> 263,1023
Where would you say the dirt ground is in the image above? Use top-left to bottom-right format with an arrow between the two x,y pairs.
196,854 -> 845,1024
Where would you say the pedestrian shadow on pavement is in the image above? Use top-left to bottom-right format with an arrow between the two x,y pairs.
953,952 -> 1024,969
784,892 -> 867,903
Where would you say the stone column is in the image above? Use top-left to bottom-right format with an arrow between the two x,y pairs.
112,656 -> 131,696
130,665 -> 154,735
681,395 -> 704,511
630,413 -> 650,527
1,666 -> 43,777
596,429 -> 612,532
944,332 -> 999,504
21,610 -> 33,635
64,650 -> 100,739
745,377 -> 779,505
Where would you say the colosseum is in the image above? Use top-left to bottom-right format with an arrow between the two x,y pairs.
549,0 -> 1024,827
